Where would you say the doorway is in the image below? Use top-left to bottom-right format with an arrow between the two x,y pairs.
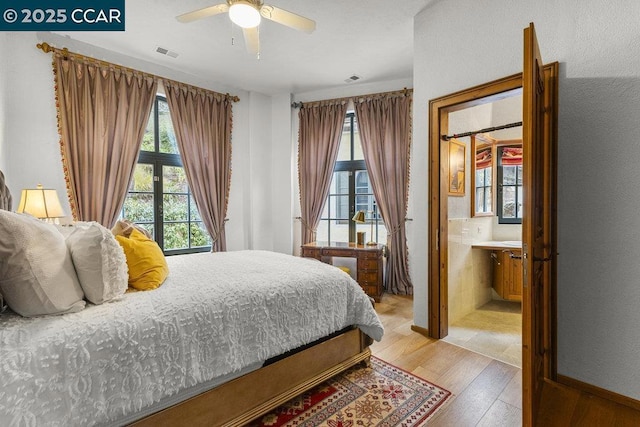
440,91 -> 524,367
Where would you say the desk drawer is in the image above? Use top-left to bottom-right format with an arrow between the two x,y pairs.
358,271 -> 379,283
301,247 -> 321,258
358,258 -> 379,270
358,250 -> 381,260
322,248 -> 356,257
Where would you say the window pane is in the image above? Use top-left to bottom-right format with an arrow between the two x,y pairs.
189,196 -> 201,220
331,171 -> 349,195
137,223 -> 154,239
328,194 -> 349,219
163,165 -> 188,193
122,193 -> 154,222
502,186 -> 517,218
163,222 -> 188,250
355,170 -> 370,192
190,222 -> 211,247
485,167 -> 492,185
517,165 -> 523,184
353,120 -> 363,160
140,105 -> 155,152
330,218 -> 349,243
158,99 -> 179,154
503,166 -> 518,185
316,220 -> 329,243
128,164 -> 153,192
163,194 -> 188,221
337,129 -> 351,161
516,187 -> 523,218
476,188 -> 485,213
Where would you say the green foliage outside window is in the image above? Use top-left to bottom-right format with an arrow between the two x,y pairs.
122,96 -> 211,253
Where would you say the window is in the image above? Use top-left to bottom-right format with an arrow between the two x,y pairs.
472,141 -> 493,216
121,96 -> 211,254
316,113 -> 386,244
497,145 -> 523,224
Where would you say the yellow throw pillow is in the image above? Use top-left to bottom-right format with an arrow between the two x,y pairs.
115,228 -> 169,291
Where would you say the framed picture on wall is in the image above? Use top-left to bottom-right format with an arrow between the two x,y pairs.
448,139 -> 466,196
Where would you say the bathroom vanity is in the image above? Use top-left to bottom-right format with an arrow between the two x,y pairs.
472,241 -> 523,302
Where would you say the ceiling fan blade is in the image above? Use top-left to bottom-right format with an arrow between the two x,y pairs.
243,27 -> 260,55
259,5 -> 316,33
176,4 -> 229,23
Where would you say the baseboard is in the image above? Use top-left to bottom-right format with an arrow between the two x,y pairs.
410,324 -> 429,337
557,374 -> 640,412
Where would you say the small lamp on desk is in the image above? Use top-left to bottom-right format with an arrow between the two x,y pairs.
352,210 -> 376,246
16,184 -> 65,224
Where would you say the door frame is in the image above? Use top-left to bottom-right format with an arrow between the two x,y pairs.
427,68 -> 558,423
428,72 -> 526,338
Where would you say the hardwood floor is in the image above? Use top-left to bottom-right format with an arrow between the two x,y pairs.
370,293 -> 640,426
371,293 -> 522,426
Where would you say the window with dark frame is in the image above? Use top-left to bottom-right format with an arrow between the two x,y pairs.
497,145 -> 523,224
315,112 -> 386,244
121,95 -> 211,255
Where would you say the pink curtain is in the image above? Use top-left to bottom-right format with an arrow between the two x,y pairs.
163,80 -> 233,252
355,95 -> 413,295
298,102 -> 348,244
53,53 -> 157,227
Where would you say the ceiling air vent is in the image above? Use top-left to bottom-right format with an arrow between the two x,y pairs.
156,46 -> 179,58
344,75 -> 361,84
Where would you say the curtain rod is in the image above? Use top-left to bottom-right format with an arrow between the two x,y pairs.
291,87 -> 412,109
441,121 -> 522,141
36,42 -> 240,103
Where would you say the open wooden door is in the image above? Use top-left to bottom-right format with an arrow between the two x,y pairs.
522,22 -> 558,426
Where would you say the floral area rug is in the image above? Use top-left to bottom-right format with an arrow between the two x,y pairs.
247,356 -> 451,427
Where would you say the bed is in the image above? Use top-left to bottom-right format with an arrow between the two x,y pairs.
0,180 -> 384,426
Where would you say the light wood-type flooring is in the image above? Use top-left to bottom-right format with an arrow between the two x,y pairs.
370,293 -> 640,426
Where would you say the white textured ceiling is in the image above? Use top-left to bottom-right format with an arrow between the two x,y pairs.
53,0 -> 432,95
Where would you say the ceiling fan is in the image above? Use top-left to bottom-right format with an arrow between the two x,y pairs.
176,0 -> 316,55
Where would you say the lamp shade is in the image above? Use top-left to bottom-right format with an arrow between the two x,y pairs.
229,1 -> 261,28
17,184 -> 64,219
352,210 -> 366,223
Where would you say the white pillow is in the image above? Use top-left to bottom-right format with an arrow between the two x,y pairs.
62,222 -> 128,304
0,211 -> 85,317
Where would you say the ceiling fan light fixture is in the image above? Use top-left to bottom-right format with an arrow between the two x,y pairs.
229,1 -> 261,28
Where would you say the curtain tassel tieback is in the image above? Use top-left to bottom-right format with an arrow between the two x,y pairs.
209,218 -> 229,244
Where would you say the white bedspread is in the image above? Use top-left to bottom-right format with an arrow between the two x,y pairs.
0,250 -> 384,426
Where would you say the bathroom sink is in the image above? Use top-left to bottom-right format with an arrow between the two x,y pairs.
502,241 -> 522,247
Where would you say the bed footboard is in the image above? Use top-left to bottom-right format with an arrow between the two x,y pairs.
130,328 -> 371,427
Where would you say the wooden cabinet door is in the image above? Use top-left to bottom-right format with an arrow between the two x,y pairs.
507,251 -> 523,301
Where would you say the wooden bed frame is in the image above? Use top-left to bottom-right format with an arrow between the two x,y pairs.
131,328 -> 373,427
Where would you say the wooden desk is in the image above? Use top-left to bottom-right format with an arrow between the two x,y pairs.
301,242 -> 384,302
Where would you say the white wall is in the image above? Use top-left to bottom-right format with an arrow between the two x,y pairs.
0,34 -> 7,175
413,0 -> 640,400
270,93 -> 295,254
1,33 -> 65,212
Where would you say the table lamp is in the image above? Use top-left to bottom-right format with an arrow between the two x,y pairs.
352,210 -> 376,246
17,184 -> 65,224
